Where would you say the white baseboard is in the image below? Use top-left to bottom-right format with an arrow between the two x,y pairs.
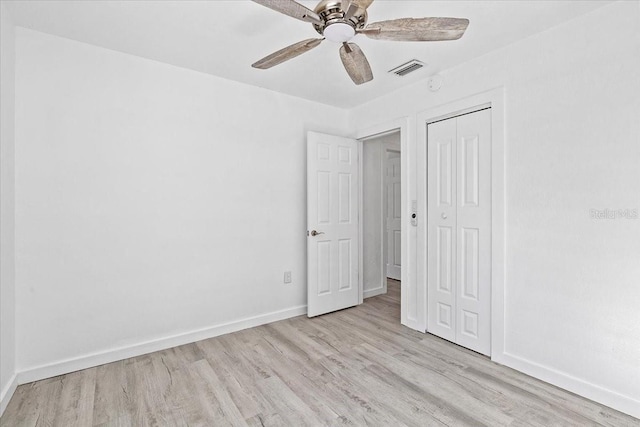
0,372 -> 18,417
17,305 -> 307,385
494,352 -> 640,419
364,287 -> 386,299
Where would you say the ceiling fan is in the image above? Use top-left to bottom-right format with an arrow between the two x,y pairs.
251,0 -> 469,85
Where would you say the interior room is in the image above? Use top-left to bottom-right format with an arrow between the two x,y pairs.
1,0 -> 639,425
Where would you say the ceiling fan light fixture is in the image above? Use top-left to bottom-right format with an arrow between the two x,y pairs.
323,22 -> 356,43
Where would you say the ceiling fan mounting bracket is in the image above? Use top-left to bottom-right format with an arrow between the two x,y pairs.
312,0 -> 368,36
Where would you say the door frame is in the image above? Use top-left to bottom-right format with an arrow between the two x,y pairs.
356,117 -> 414,329
417,87 -> 506,359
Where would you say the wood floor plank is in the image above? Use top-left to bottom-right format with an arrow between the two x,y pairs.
51,368 -> 97,427
188,359 -> 247,426
2,280 -> 637,426
254,375 -> 327,426
197,334 -> 277,421
92,360 -> 128,426
155,361 -> 202,426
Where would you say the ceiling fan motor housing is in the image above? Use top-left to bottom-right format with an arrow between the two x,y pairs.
313,0 -> 368,40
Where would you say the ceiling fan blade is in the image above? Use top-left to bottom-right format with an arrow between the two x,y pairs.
360,17 -> 469,41
252,38 -> 323,69
339,42 -> 373,85
345,0 -> 374,11
343,2 -> 359,20
252,0 -> 322,24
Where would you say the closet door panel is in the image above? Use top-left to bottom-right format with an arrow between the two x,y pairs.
427,118 -> 457,342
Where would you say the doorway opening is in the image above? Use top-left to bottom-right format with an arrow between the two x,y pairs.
361,130 -> 401,321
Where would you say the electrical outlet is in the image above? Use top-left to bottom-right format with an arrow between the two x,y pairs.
284,271 -> 292,284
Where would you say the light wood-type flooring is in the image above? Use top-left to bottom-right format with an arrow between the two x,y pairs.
2,279 -> 638,426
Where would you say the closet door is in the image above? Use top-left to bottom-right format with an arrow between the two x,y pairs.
455,109 -> 492,355
427,118 -> 458,343
427,109 -> 492,356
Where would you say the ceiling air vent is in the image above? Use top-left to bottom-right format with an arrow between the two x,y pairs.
389,60 -> 426,77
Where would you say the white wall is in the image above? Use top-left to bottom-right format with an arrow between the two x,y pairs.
350,1 -> 640,418
362,132 -> 400,298
14,28 -> 349,379
0,1 -> 17,415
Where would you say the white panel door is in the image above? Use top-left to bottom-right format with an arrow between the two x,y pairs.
455,109 -> 492,355
307,131 -> 359,317
427,118 -> 458,343
427,109 -> 492,356
386,153 -> 402,280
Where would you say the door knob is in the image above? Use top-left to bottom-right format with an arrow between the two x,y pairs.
441,213 -> 447,219
310,230 -> 324,236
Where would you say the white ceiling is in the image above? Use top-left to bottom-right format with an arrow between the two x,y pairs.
6,0 -> 612,108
